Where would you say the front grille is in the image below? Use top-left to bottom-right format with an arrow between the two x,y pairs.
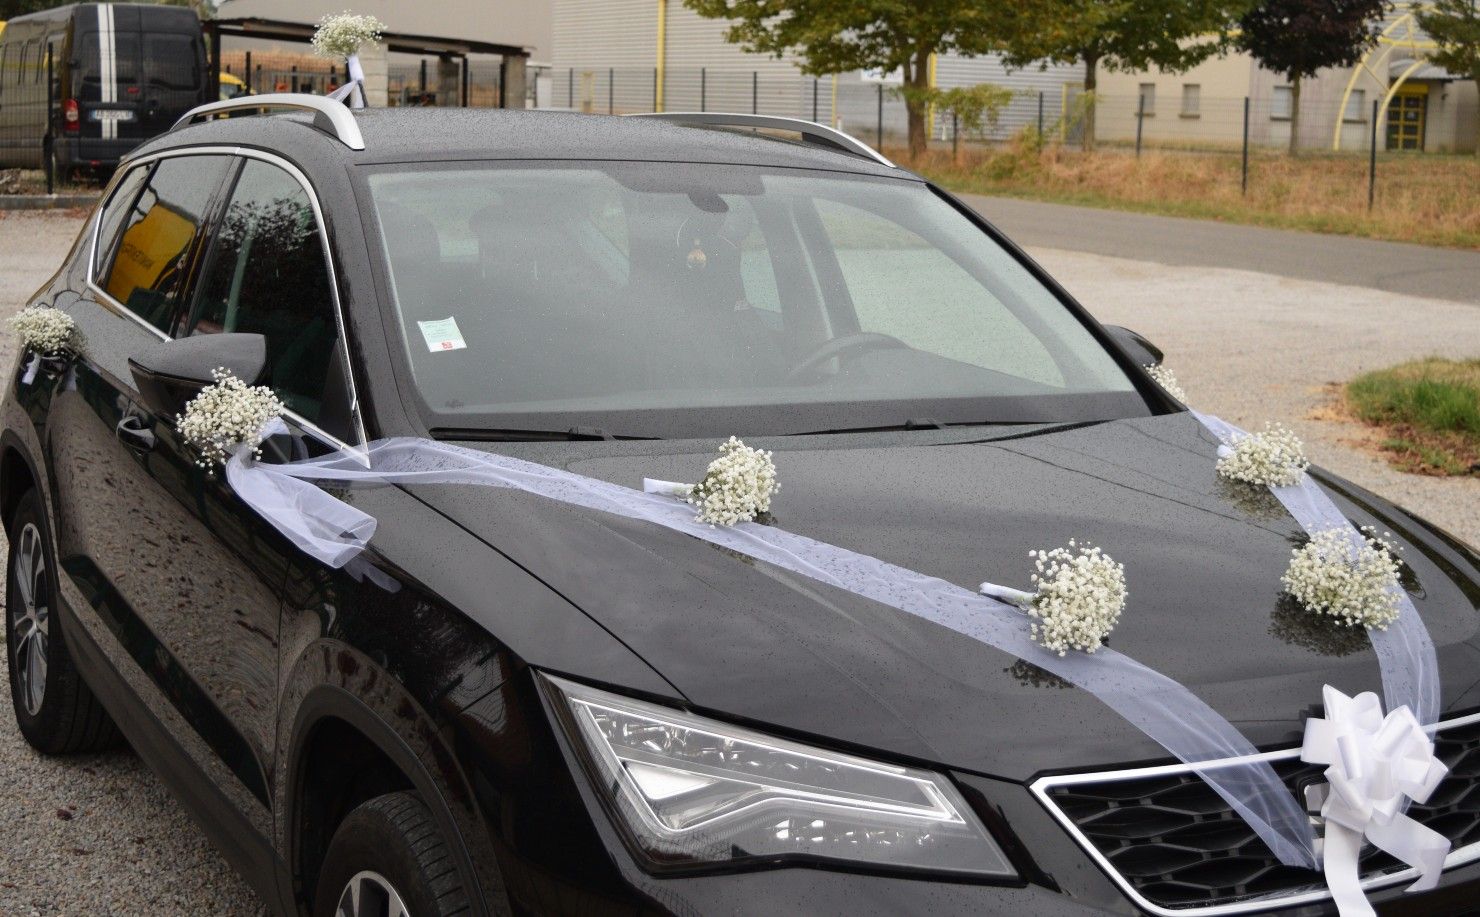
1035,715 -> 1480,913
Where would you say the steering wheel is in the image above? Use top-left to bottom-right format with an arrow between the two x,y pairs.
785,332 -> 911,384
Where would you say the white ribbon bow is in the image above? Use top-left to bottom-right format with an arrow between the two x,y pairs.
1301,685 -> 1450,916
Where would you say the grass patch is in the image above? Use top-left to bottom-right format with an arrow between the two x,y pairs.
1346,358 -> 1480,476
902,144 -> 1480,250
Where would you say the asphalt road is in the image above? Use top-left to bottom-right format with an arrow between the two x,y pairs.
961,194 -> 1480,305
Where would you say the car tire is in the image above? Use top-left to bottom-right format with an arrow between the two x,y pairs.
314,791 -> 472,917
5,488 -> 120,754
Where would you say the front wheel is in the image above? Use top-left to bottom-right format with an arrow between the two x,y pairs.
314,791 -> 472,917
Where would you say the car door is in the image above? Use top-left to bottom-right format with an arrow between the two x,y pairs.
48,151 -> 295,840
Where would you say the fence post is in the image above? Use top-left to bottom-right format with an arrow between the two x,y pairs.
951,110 -> 959,161
462,58 -> 470,107
419,59 -> 427,94
569,68 -> 575,108
877,83 -> 884,150
700,68 -> 706,112
1135,93 -> 1145,158
1369,98 -> 1378,210
609,68 -> 614,114
752,71 -> 758,114
1037,91 -> 1044,139
44,43 -> 54,194
1242,97 -> 1250,195
244,51 -> 253,92
653,67 -> 659,112
812,78 -> 819,122
291,65 -> 298,94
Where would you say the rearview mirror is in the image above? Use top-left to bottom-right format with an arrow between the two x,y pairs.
1104,326 -> 1163,367
128,333 -> 268,418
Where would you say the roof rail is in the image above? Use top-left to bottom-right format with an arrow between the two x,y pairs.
630,112 -> 894,168
171,93 -> 365,151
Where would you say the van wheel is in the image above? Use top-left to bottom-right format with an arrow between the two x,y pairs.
315,792 -> 471,917
5,488 -> 119,754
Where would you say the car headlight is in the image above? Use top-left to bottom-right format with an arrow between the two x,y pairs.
540,673 -> 1016,878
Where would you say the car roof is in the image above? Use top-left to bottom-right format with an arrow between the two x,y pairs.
132,106 -> 911,180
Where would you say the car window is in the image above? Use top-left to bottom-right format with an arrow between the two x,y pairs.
183,158 -> 346,437
143,33 -> 199,91
98,155 -> 230,334
93,164 -> 153,280
810,199 -> 1061,386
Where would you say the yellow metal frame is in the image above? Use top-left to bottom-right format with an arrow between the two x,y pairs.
1332,3 -> 1439,150
655,0 -> 668,113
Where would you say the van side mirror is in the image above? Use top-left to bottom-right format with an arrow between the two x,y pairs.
1104,325 -> 1164,367
128,333 -> 268,418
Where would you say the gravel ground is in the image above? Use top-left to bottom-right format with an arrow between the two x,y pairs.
0,209 -> 1474,916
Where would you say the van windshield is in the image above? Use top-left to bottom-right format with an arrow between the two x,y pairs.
367,162 -> 1147,439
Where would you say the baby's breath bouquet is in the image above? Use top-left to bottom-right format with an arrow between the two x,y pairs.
1216,423 -> 1309,487
177,369 -> 286,470
683,437 -> 779,526
1145,364 -> 1186,402
11,306 -> 80,359
1281,527 -> 1403,630
310,11 -> 385,59
983,539 -> 1127,656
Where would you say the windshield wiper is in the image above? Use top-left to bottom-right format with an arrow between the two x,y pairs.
786,418 -> 952,435
430,426 -> 661,442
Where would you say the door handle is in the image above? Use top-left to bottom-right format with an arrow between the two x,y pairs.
115,413 -> 156,452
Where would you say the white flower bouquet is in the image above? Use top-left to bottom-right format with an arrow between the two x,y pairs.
11,306 -> 80,359
646,437 -> 779,526
177,369 -> 286,469
1145,364 -> 1187,402
1216,423 -> 1309,487
1282,527 -> 1403,629
310,11 -> 385,59
983,540 -> 1127,656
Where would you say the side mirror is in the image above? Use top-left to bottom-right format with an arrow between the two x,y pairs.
128,333 -> 267,418
1104,325 -> 1164,367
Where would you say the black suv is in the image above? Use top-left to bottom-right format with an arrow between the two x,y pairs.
4,95 -> 1478,916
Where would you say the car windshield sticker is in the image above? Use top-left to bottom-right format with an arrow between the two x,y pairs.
417,317 -> 467,353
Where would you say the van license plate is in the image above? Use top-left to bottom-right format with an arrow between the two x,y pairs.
91,109 -> 134,122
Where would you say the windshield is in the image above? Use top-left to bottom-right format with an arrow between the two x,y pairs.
368,163 -> 1147,439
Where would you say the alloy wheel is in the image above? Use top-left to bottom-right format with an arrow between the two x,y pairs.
334,870 -> 411,917
11,522 -> 50,717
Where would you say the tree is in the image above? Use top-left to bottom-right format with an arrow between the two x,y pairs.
1416,0 -> 1480,154
1236,0 -> 1387,154
683,0 -> 1023,159
924,85 -> 1018,162
1001,0 -> 1248,150
0,0 -> 56,18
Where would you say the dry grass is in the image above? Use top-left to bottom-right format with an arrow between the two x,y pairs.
903,142 -> 1480,250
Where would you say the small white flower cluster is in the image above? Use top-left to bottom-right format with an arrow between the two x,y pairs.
1145,364 -> 1187,402
1282,527 -> 1403,629
311,11 -> 385,59
1216,423 -> 1309,487
686,436 -> 779,526
176,369 -> 285,470
10,306 -> 79,358
1026,540 -> 1127,656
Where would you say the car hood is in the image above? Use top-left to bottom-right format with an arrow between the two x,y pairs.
412,412 -> 1480,781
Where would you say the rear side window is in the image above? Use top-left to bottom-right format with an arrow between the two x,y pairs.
98,155 -> 230,333
184,159 -> 343,432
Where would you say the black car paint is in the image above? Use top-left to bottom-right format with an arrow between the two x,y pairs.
1,109 -> 1477,916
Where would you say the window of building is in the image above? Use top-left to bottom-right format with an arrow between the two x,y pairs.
1344,89 -> 1367,122
184,158 -> 344,432
1138,83 -> 1156,116
1272,86 -> 1293,120
99,155 -> 231,333
1181,84 -> 1201,117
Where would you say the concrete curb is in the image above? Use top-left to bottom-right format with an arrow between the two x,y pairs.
0,194 -> 99,211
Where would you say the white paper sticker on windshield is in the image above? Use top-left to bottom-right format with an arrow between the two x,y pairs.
417,317 -> 467,353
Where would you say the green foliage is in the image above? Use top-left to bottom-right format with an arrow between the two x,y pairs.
911,84 -> 1018,138
1235,0 -> 1386,80
0,0 -> 57,18
1416,0 -> 1480,109
1001,0 -> 1245,75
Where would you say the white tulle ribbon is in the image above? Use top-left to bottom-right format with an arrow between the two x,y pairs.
1301,685 -> 1450,916
20,353 -> 41,386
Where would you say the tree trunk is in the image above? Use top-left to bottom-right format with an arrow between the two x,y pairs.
1288,74 -> 1301,156
1083,54 -> 1098,153
905,49 -> 932,161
